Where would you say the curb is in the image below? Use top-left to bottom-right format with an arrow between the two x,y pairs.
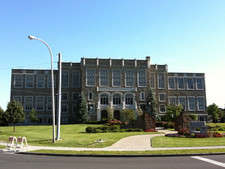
17,152 -> 225,158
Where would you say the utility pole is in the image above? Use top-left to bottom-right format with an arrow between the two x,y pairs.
56,53 -> 62,140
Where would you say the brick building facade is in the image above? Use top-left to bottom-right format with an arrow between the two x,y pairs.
10,56 -> 207,124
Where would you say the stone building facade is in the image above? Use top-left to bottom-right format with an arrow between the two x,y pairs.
10,56 -> 207,125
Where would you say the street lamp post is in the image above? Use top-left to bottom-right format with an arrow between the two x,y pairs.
28,35 -> 56,143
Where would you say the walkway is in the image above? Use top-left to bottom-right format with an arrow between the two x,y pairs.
1,129 -> 225,152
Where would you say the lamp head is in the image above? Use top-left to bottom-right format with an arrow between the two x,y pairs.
28,35 -> 36,40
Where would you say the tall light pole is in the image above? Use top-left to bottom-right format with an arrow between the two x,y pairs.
28,35 -> 56,143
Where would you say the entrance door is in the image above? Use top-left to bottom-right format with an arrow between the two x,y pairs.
101,110 -> 108,120
114,110 -> 120,120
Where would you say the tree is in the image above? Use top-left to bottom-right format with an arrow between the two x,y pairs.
120,109 -> 136,123
4,101 -> 25,132
29,109 -> 38,123
207,103 -> 220,123
146,88 -> 158,119
107,106 -> 114,121
76,93 -> 89,123
0,107 -> 7,126
164,105 -> 183,121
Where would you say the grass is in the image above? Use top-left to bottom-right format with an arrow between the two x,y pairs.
152,136 -> 225,147
207,123 -> 225,128
0,145 -> 5,149
0,124 -> 159,148
30,148 -> 225,155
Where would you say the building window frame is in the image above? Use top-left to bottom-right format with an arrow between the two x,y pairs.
112,69 -> 121,87
196,78 -> 204,90
86,69 -> 95,86
100,93 -> 109,105
13,74 -> 23,88
140,92 -> 145,101
88,91 -> 93,100
159,104 -> 166,113
25,75 -> 34,88
168,77 -> 176,90
169,96 -> 176,106
187,78 -> 194,90
178,96 -> 186,111
72,92 -> 79,101
13,96 -> 22,104
125,69 -> 134,87
62,70 -> 69,88
62,92 -> 68,101
36,96 -> 44,111
61,104 -> 68,113
36,75 -> 45,88
188,96 -> 196,111
158,73 -> 165,89
177,77 -> 185,90
125,93 -> 134,105
159,93 -> 166,102
197,96 -> 205,111
24,96 -> 33,111
150,73 -> 155,89
72,70 -> 80,88
99,69 -> 108,86
137,70 -> 147,87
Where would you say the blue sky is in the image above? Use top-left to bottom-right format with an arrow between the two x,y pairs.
1,0 -> 225,110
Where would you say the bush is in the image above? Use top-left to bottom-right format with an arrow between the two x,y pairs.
86,125 -> 121,133
145,129 -> 158,132
178,129 -> 189,135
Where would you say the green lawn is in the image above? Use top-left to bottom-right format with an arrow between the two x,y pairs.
152,136 -> 225,147
207,123 -> 225,128
0,124 -> 158,148
30,148 -> 225,155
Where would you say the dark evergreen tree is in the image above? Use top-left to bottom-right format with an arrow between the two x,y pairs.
146,88 -> 158,119
76,93 -> 89,123
4,101 -> 25,132
29,109 -> 39,123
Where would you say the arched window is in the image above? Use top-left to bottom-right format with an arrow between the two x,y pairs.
113,94 -> 121,105
100,94 -> 109,105
125,94 -> 133,105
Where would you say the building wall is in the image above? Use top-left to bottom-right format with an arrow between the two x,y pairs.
10,57 -> 207,124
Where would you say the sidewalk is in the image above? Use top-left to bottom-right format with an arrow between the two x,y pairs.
1,129 -> 225,152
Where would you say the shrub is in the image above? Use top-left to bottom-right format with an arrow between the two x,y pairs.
213,132 -> 223,137
178,129 -> 189,135
108,120 -> 122,125
85,125 -> 121,133
145,129 -> 158,132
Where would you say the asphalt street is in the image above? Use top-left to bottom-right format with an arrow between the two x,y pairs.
0,152 -> 225,169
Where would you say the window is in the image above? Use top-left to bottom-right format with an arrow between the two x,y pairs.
13,96 -> 22,103
197,97 -> 205,111
47,75 -> 56,88
125,70 -> 134,87
25,75 -> 34,88
36,96 -> 44,111
178,97 -> 186,110
140,104 -> 146,111
62,93 -> 68,101
150,73 -> 155,88
88,91 -> 93,100
62,71 -> 69,88
14,74 -> 23,88
168,77 -> 176,89
99,69 -> 108,86
112,70 -> 121,86
88,104 -> 94,113
113,94 -> 121,105
140,92 -> 145,101
169,97 -> 176,106
86,69 -> 95,86
158,73 -> 165,89
196,78 -> 204,90
100,94 -> 109,105
177,78 -> 185,90
72,71 -> 80,88
61,104 -> 68,113
159,105 -> 166,113
187,78 -> 194,90
72,93 -> 79,101
37,75 -> 45,88
159,93 -> 166,102
24,96 -> 33,111
125,94 -> 133,105
72,104 -> 77,113
188,97 -> 195,111
47,96 -> 52,111
138,70 -> 146,87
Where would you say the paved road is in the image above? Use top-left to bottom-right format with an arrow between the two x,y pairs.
1,152 -> 225,169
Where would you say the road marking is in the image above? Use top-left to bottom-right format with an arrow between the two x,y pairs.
191,156 -> 225,168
